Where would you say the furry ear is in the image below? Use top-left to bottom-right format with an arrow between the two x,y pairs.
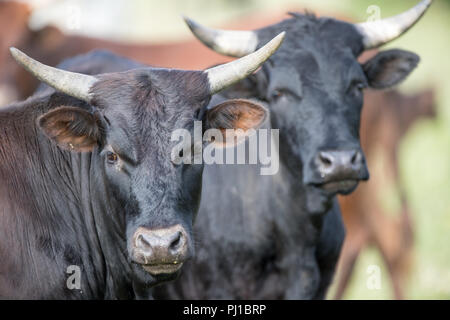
363,49 -> 420,89
205,99 -> 267,148
38,106 -> 103,152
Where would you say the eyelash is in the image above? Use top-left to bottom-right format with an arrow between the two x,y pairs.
350,81 -> 367,94
270,89 -> 296,101
106,151 -> 119,164
271,90 -> 284,100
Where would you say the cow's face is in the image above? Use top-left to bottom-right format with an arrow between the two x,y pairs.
185,1 -> 431,211
37,69 -> 267,282
11,35 -> 280,284
10,35 -> 281,284
256,18 -> 422,198
187,14 -> 426,201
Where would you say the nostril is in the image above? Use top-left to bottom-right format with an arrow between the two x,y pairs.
136,233 -> 151,249
133,225 -> 188,265
319,152 -> 333,167
351,152 -> 358,164
351,151 -> 362,165
169,232 -> 182,252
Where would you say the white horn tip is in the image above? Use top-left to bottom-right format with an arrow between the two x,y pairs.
9,47 -> 96,103
420,0 -> 433,10
9,47 -> 29,67
273,31 -> 286,45
182,15 -> 190,23
262,31 -> 286,55
183,16 -> 198,32
357,0 -> 433,49
206,31 -> 286,94
9,47 -> 21,59
183,16 -> 262,58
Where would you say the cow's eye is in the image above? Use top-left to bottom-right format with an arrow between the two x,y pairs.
270,90 -> 284,101
356,82 -> 366,91
350,81 -> 367,94
107,151 -> 119,164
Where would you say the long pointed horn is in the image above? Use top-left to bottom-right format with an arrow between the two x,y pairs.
205,32 -> 285,95
184,16 -> 259,57
356,0 -> 432,50
10,48 -> 97,102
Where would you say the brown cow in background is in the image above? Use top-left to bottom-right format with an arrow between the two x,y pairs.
0,0 -> 437,299
0,2 -> 324,104
0,1 -> 231,104
0,1 -> 31,104
335,88 -> 436,300
0,1 -> 292,104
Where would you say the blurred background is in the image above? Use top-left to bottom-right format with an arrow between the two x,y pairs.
1,0 -> 449,299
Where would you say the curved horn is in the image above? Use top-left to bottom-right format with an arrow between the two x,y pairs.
10,48 -> 97,102
184,16 -> 259,57
205,32 -> 285,95
356,0 -> 432,49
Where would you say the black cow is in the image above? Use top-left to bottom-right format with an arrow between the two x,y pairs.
0,33 -> 284,299
152,0 -> 432,299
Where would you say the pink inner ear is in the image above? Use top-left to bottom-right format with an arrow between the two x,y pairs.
38,106 -> 101,152
207,99 -> 267,131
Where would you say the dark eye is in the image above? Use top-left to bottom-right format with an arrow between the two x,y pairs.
351,81 -> 366,94
270,90 -> 284,101
107,151 -> 118,164
179,149 -> 184,158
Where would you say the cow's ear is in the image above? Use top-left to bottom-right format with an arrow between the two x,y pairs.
363,49 -> 420,90
204,99 -> 267,148
38,106 -> 103,152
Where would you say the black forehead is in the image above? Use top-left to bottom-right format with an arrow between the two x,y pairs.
258,13 -> 366,87
90,68 -> 211,156
257,13 -> 364,62
91,68 -> 210,130
91,68 -> 210,110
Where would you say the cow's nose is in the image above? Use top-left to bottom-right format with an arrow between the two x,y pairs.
315,149 -> 366,181
132,224 -> 189,274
